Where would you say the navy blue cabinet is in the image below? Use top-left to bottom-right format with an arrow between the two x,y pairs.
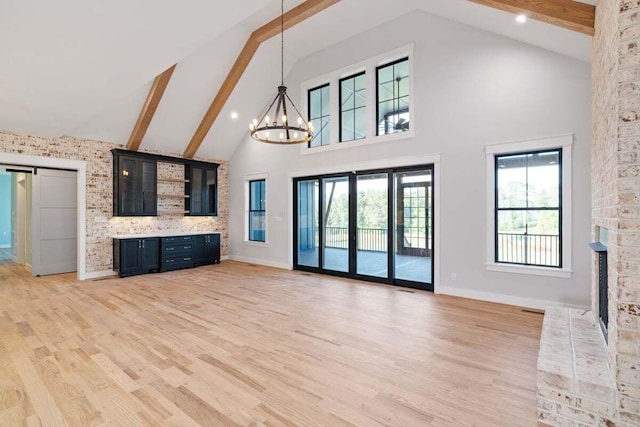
114,233 -> 220,277
113,238 -> 160,277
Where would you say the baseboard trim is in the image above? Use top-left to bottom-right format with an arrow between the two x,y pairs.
228,255 -> 291,271
436,285 -> 589,311
221,255 -> 230,261
84,270 -> 118,280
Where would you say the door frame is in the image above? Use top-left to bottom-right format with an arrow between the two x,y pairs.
0,152 -> 88,280
290,154 -> 440,291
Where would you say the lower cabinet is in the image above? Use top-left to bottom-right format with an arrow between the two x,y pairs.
113,238 -> 160,277
114,233 -> 220,277
193,234 -> 221,266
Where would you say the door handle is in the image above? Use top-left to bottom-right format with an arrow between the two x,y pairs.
142,240 -> 145,249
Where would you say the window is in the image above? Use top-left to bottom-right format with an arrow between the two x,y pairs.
249,179 -> 266,242
308,84 -> 330,148
495,149 -> 561,268
376,57 -> 409,136
339,72 -> 366,142
486,134 -> 572,278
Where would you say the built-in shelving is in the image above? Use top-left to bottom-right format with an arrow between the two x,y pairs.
158,178 -> 190,183
158,194 -> 190,198
157,210 -> 189,216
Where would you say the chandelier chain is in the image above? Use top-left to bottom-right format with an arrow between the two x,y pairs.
281,0 -> 284,86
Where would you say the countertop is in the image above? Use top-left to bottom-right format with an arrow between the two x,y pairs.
112,231 -> 221,239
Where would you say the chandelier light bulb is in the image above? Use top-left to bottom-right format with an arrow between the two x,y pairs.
297,117 -> 302,125
280,132 -> 284,140
282,115 -> 287,123
293,132 -> 298,139
265,116 -> 270,125
265,131 -> 270,139
249,123 -> 254,131
253,119 -> 258,126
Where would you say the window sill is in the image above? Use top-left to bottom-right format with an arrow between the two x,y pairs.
243,240 -> 269,248
301,129 -> 415,156
486,262 -> 572,279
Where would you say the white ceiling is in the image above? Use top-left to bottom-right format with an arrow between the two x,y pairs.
1,0 -> 593,160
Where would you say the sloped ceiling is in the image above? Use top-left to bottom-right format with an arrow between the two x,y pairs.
2,0 -> 594,160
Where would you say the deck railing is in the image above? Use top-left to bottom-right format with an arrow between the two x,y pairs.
324,227 -> 388,252
497,233 -> 560,267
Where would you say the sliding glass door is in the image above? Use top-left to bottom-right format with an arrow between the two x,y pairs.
394,169 -> 433,284
323,176 -> 350,273
294,165 -> 434,290
296,179 -> 319,268
357,173 -> 388,278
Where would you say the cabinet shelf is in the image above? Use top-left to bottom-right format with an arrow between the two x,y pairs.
158,178 -> 190,183
157,210 -> 189,215
158,194 -> 190,198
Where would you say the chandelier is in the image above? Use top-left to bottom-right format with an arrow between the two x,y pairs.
249,0 -> 313,144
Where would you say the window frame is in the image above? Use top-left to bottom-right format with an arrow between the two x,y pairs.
244,173 -> 269,246
300,43 -> 414,155
485,134 -> 573,278
248,179 -> 266,242
307,83 -> 331,148
339,71 -> 367,142
494,148 -> 562,268
375,56 -> 410,137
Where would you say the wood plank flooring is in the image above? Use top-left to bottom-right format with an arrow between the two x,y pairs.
0,260 -> 543,426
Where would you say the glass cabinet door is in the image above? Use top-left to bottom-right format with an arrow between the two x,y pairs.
140,160 -> 157,216
119,158 -> 138,215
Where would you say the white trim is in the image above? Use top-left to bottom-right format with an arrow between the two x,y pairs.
0,152 -> 87,280
287,154 -> 441,289
84,270 -> 117,280
221,255 -> 230,261
242,240 -> 269,248
485,134 -> 573,278
228,255 -> 291,270
485,133 -> 574,154
486,263 -> 573,278
437,285 -> 588,311
300,43 -> 415,155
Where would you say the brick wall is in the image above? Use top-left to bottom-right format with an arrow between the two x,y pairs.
0,130 -> 229,274
592,0 -> 640,425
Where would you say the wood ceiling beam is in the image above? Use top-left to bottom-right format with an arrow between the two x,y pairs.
183,0 -> 341,159
126,64 -> 176,151
466,0 -> 595,35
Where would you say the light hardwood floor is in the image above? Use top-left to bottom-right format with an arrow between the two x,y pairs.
0,260 -> 543,426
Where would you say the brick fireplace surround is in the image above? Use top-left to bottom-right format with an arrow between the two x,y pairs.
537,1 -> 640,426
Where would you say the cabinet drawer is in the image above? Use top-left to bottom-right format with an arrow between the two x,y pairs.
161,236 -> 193,244
160,255 -> 194,272
161,243 -> 193,255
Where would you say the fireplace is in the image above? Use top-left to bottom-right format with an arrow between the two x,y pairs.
589,241 -> 608,341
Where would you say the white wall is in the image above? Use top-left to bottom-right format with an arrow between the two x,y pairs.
228,11 -> 591,309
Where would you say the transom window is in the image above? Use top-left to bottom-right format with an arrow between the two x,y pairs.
376,57 -> 409,136
339,72 -> 366,142
308,84 -> 330,148
249,179 -> 266,242
495,149 -> 562,268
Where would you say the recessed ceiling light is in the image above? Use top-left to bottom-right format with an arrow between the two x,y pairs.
516,14 -> 527,24
231,111 -> 239,120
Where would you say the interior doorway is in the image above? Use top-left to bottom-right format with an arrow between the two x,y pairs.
0,165 -> 77,276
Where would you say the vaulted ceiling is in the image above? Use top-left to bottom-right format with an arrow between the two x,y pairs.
1,0 -> 595,161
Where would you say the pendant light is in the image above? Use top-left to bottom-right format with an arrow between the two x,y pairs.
249,0 -> 313,144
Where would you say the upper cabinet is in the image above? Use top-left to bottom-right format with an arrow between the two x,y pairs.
112,149 -> 219,217
113,154 -> 157,216
186,165 -> 218,216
